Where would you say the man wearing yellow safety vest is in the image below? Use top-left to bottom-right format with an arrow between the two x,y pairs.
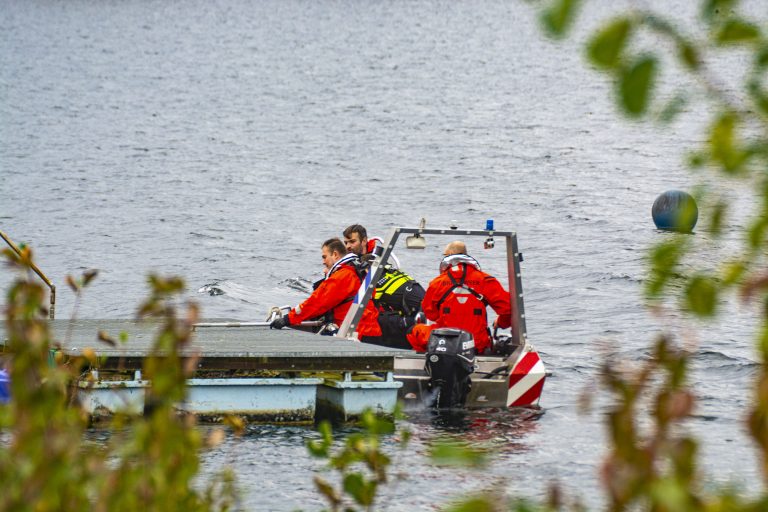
343,224 -> 425,348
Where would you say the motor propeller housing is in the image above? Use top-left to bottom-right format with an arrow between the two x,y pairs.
425,328 -> 476,409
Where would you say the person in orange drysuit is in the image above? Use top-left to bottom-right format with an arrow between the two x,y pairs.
342,223 -> 401,269
270,238 -> 382,340
342,224 -> 423,349
407,241 -> 512,354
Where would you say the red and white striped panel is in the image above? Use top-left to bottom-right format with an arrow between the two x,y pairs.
506,349 -> 546,407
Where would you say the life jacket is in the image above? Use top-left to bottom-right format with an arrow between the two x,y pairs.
435,264 -> 489,329
429,262 -> 493,352
291,255 -> 381,338
421,256 -> 512,353
351,255 -> 424,316
320,254 -> 367,324
373,266 -> 424,316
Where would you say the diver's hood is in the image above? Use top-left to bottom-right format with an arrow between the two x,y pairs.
439,254 -> 481,274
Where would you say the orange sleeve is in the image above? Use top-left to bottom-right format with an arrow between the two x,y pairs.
481,275 -> 512,329
422,275 -> 446,322
289,272 -> 355,324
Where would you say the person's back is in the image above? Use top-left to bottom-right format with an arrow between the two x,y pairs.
422,253 -> 512,354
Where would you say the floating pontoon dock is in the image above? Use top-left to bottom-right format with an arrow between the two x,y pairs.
0,319 -> 406,423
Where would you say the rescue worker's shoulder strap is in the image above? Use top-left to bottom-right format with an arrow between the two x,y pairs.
434,264 -> 487,309
348,257 -> 371,281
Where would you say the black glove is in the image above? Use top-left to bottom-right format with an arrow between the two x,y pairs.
270,316 -> 291,330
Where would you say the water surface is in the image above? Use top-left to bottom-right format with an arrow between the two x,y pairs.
1,0 -> 762,509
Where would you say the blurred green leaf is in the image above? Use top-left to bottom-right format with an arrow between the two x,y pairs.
343,472 -> 376,506
687,151 -> 707,168
715,18 -> 761,45
540,0 -> 580,39
708,200 -> 727,236
672,438 -> 698,482
429,440 -> 488,468
678,40 -> 700,70
619,56 -> 657,117
0,262 -> 236,512
398,428 -> 412,448
709,112 -> 748,174
445,496 -> 498,512
748,216 -> 768,250
313,476 -> 341,507
646,239 -> 687,298
658,94 -> 688,124
684,274 -> 718,317
587,18 -> 633,70
757,46 -> 768,68
359,408 -> 395,435
702,0 -> 737,22
649,479 -> 691,510
747,79 -> 768,117
722,260 -> 746,285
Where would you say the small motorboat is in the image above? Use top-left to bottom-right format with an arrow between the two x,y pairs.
197,221 -> 547,410
333,221 -> 546,409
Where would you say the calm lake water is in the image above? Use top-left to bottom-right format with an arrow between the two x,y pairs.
1,0 -> 764,509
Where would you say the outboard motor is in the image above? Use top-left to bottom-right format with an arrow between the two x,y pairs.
425,328 -> 476,409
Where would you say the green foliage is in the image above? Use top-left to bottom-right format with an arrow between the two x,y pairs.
684,274 -> 719,316
587,18 -> 633,70
444,497 -> 498,512
443,494 -> 553,512
307,407 -> 409,512
645,237 -> 689,298
708,112 -> 748,175
702,0 -> 738,21
0,249 -> 237,512
539,0 -> 768,317
619,56 -> 657,117
428,439 -> 489,468
715,18 -> 761,45
599,337 -> 703,510
531,1 -> 768,511
540,0 -> 580,39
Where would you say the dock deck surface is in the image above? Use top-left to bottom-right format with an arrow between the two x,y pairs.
1,319 -> 412,372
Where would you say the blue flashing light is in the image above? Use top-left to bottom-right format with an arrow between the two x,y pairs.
485,219 -> 494,231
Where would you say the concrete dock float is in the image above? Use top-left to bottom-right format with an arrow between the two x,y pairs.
0,319 -> 408,423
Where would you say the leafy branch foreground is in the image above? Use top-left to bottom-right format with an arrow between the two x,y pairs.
535,0 -> 768,510
3,254 -> 768,511
0,247 -> 237,512
4,250 -> 766,512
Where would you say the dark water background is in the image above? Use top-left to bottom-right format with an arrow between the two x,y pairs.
2,0 -> 764,509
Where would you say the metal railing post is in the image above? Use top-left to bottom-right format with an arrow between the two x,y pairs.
0,230 -> 56,319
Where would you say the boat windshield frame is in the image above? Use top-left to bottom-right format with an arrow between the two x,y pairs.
337,226 -> 528,347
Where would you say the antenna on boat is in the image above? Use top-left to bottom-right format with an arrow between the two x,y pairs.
405,218 -> 427,249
